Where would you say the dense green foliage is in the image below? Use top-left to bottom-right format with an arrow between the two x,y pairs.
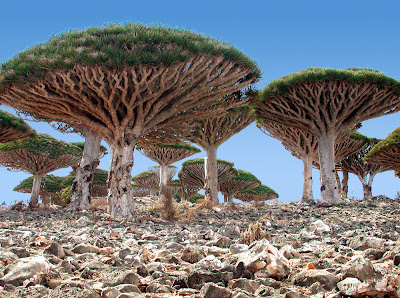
240,184 -> 278,197
60,169 -> 108,188
257,68 -> 400,100
0,110 -> 35,135
132,171 -> 156,180
182,158 -> 234,167
0,133 -> 82,158
70,142 -> 108,155
366,127 -> 400,160
13,174 -> 63,193
232,169 -> 260,182
351,131 -> 381,144
53,186 -> 71,207
0,23 -> 260,88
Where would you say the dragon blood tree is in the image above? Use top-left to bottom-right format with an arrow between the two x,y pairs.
14,174 -> 63,208
366,127 -> 400,170
235,184 -> 278,203
178,158 -> 236,200
69,141 -> 107,173
132,165 -> 177,196
186,106 -> 254,204
219,169 -> 261,203
0,110 -> 35,143
0,134 -> 82,208
132,183 -> 150,197
258,121 -> 365,202
0,24 -> 259,217
254,68 -> 400,203
168,179 -> 185,199
339,132 -> 390,200
137,143 -> 200,217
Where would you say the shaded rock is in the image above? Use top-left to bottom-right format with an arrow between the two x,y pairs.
343,257 -> 375,281
48,282 -> 100,298
118,248 -> 131,259
0,256 -> 52,286
200,282 -> 232,298
72,244 -> 100,254
215,236 -> 233,248
280,245 -> 301,260
348,236 -> 384,251
309,220 -> 330,234
254,285 -> 276,297
229,278 -> 259,294
230,243 -> 249,254
188,270 -> 233,289
116,284 -> 141,294
293,269 -> 339,290
146,282 -> 172,293
43,242 -> 65,259
99,270 -> 141,287
10,247 -> 29,258
102,287 -> 121,298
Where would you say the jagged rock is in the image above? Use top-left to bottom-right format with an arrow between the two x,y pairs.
309,220 -> 331,235
72,244 -> 100,254
44,242 -> 65,259
280,245 -> 301,259
348,236 -> 385,251
230,244 -> 249,254
200,282 -> 232,298
10,247 -> 29,258
343,257 -> 375,281
254,285 -> 276,297
293,269 -> 339,290
229,278 -> 259,294
337,277 -> 367,296
0,256 -> 52,286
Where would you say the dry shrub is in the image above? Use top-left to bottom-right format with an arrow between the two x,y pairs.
159,185 -> 177,220
240,222 -> 271,245
9,201 -> 26,211
187,198 -> 213,221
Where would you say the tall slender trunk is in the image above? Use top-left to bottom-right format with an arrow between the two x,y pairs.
227,194 -> 233,203
301,156 -> 314,203
359,173 -> 376,200
204,146 -> 219,205
342,170 -> 349,198
107,140 -> 136,217
318,133 -> 340,203
159,165 -> 168,197
29,174 -> 43,209
69,131 -> 102,211
335,170 -> 343,198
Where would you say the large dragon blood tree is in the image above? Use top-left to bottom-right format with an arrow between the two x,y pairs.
219,168 -> 261,203
137,143 -> 200,216
235,184 -> 278,204
178,158 -> 236,201
0,110 -> 35,143
0,134 -> 82,208
61,168 -> 109,198
14,174 -> 64,208
186,106 -> 254,204
258,121 -> 365,202
366,127 -> 400,171
254,68 -> 400,203
0,24 -> 259,217
337,132 -> 389,200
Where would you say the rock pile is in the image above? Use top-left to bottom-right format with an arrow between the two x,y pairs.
0,197 -> 400,297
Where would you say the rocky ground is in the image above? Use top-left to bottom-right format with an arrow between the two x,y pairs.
0,197 -> 399,297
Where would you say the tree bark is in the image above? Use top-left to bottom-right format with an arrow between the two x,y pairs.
159,165 -> 168,197
69,131 -> 102,211
107,141 -> 136,217
318,133 -> 341,203
341,170 -> 349,198
359,173 -> 376,200
301,156 -> 314,203
227,194 -> 233,203
204,146 -> 219,205
29,174 -> 42,209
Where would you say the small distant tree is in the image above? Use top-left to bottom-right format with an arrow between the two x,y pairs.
366,127 -> 400,170
0,110 -> 35,143
338,133 -> 391,200
255,68 -> 400,203
0,134 -> 82,208
235,184 -> 279,203
137,143 -> 200,217
178,158 -> 236,201
219,169 -> 261,203
132,183 -> 150,197
14,174 -> 64,208
186,106 -> 254,204
168,179 -> 185,200
132,165 -> 177,197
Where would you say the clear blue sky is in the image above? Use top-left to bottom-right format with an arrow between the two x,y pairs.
1,0 -> 399,205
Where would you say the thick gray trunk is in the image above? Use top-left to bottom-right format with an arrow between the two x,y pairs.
29,174 -> 42,208
342,171 -> 349,198
301,156 -> 314,203
204,146 -> 219,205
318,133 -> 341,203
107,141 -> 136,217
69,131 -> 102,211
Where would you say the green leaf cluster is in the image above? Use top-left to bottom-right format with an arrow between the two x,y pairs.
232,168 -> 260,182
182,158 -> 234,167
0,23 -> 261,88
257,68 -> 400,100
70,142 -> 108,154
0,133 -> 82,158
351,131 -> 381,144
0,110 -> 35,135
13,174 -> 63,193
132,170 -> 156,180
366,127 -> 400,160
240,184 -> 278,197
60,169 -> 108,188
